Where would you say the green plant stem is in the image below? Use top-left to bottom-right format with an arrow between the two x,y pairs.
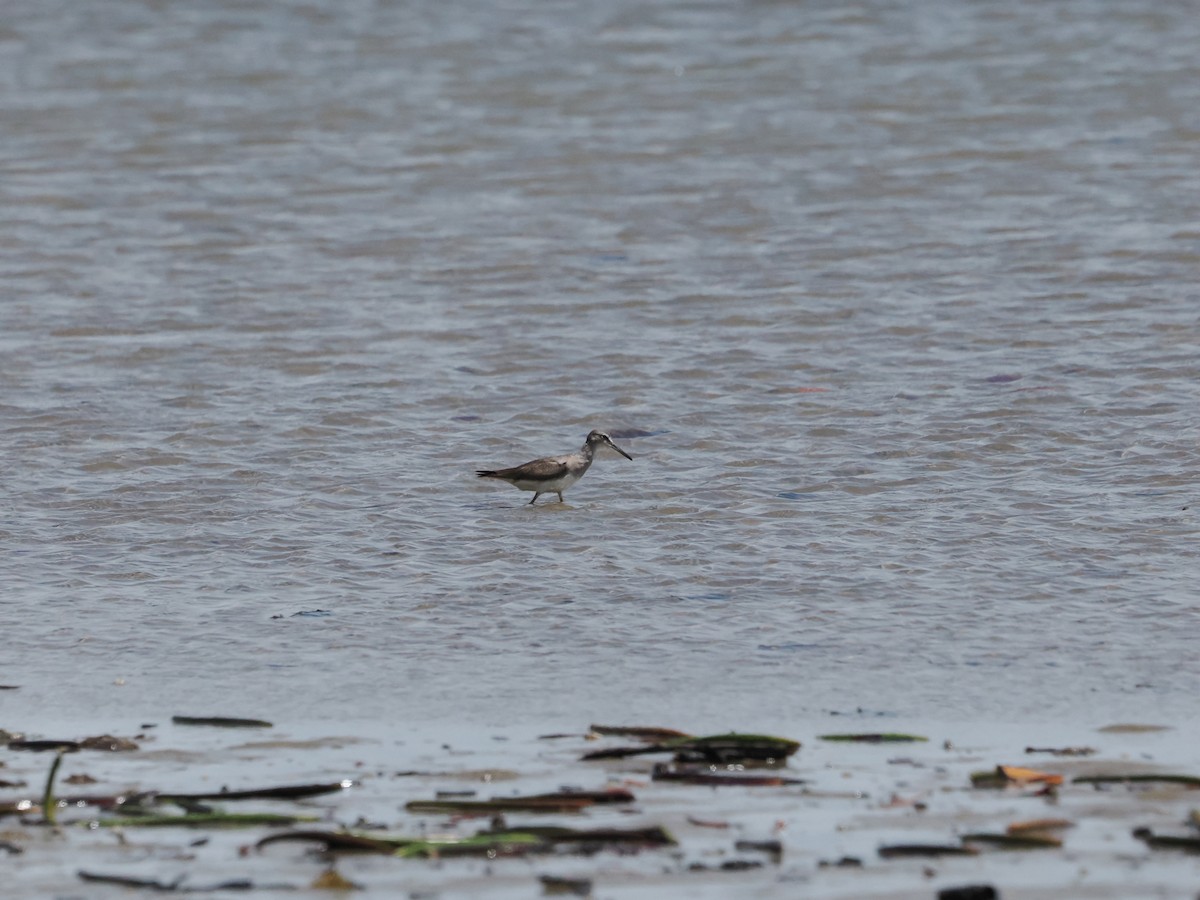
42,751 -> 64,826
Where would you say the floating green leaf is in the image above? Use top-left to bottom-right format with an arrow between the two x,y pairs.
482,825 -> 676,847
41,751 -> 66,826
393,832 -> 547,858
94,811 -> 314,828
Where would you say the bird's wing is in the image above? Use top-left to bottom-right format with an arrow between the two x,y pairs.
498,456 -> 571,481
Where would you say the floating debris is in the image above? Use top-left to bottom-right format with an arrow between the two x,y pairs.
687,859 -> 763,872
540,873 -> 592,896
488,825 -> 675,848
94,811 -> 315,829
76,871 -> 183,890
878,843 -> 978,858
1132,827 -> 1200,852
670,734 -> 800,764
651,764 -> 805,787
1073,773 -> 1200,788
395,832 -> 548,859
971,765 -> 1063,788
310,867 -> 361,890
818,733 -> 928,743
1025,746 -> 1096,756
996,765 -> 1064,785
405,789 -> 634,815
8,736 -> 138,753
818,856 -> 863,868
582,733 -> 800,763
392,768 -> 519,782
1006,818 -> 1074,834
687,816 -> 730,829
1097,724 -> 1170,734
937,886 -> 997,900
78,735 -> 139,752
5,719 -> 1200,896
735,839 -> 783,862
78,871 -> 261,892
403,799 -> 586,814
172,716 -> 273,729
258,831 -> 407,854
719,859 -> 762,871
589,725 -> 692,741
258,824 -> 673,857
158,781 -> 354,803
7,740 -> 80,753
961,831 -> 1063,850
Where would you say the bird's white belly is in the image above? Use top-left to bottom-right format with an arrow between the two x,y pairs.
512,472 -> 580,493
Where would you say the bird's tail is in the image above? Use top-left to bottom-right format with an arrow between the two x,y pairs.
476,470 -> 498,478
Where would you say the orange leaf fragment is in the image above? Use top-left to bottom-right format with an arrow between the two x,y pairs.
997,765 -> 1064,786
311,868 -> 360,890
687,816 -> 731,829
1007,817 -> 1074,834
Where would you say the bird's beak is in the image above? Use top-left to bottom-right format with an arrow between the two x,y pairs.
605,436 -> 633,460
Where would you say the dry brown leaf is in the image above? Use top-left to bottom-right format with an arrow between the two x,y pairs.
1007,817 -> 1074,834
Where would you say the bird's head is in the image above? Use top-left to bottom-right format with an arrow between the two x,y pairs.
586,430 -> 633,460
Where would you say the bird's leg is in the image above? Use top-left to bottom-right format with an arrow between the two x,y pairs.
556,492 -> 564,502
529,493 -> 540,505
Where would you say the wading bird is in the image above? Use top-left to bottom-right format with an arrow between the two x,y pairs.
476,430 -> 633,504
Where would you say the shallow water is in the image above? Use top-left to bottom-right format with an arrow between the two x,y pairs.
4,717 -> 1200,899
3,0 -> 1200,739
